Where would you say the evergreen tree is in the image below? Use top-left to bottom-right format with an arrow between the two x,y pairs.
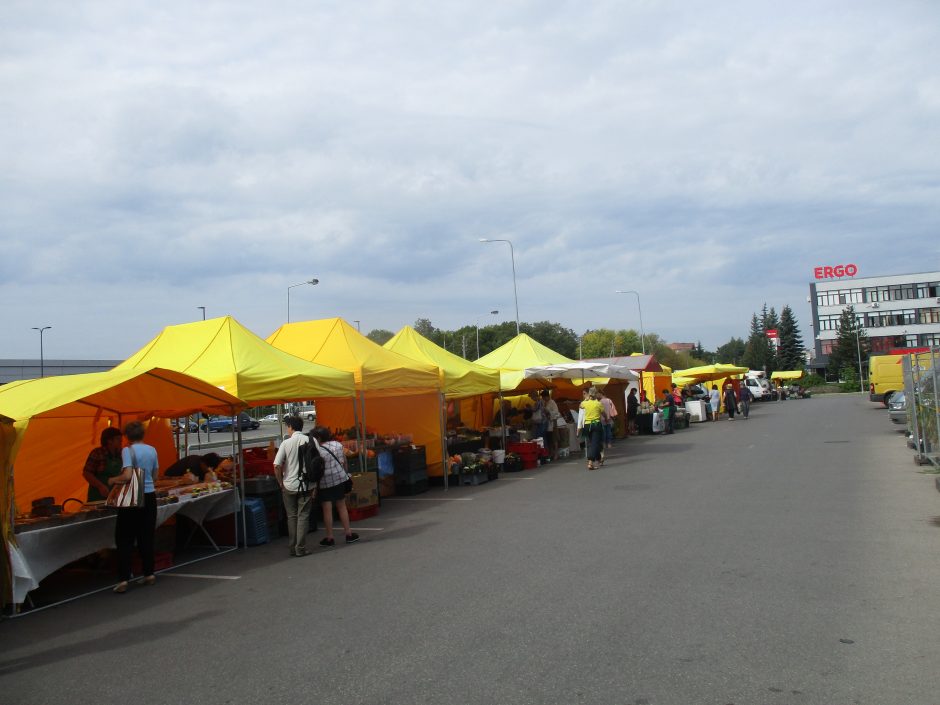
776,305 -> 805,370
742,313 -> 772,371
827,305 -> 869,378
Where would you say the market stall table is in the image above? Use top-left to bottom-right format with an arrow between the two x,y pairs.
9,488 -> 239,605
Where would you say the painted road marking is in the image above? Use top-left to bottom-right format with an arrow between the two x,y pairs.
163,573 -> 242,580
382,497 -> 474,501
349,527 -> 385,531
500,477 -> 536,480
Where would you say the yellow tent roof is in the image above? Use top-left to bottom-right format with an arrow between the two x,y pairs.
116,316 -> 356,404
475,334 -> 574,391
771,370 -> 804,380
0,368 -> 247,536
673,364 -> 749,384
0,367 -> 245,422
266,318 -> 441,395
383,326 -> 501,398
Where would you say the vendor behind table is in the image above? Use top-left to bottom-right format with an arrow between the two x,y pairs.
82,427 -> 124,502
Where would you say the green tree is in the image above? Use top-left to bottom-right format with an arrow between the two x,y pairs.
776,305 -> 805,370
366,329 -> 394,345
715,337 -> 746,364
525,321 -> 579,359
827,305 -> 869,379
413,318 -> 437,339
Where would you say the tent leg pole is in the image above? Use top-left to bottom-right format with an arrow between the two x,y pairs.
236,414 -> 246,551
499,391 -> 507,451
357,393 -> 367,474
439,393 -> 449,492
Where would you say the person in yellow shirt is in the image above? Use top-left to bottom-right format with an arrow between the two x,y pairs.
580,388 -> 607,470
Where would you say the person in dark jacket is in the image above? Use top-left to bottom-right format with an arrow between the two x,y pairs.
738,384 -> 753,419
723,384 -> 738,421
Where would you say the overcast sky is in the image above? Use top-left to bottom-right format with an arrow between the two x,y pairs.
3,1 -> 938,361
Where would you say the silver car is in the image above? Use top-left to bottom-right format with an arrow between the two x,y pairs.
888,391 -> 907,425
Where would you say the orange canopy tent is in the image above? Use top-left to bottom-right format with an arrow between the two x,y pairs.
0,367 -> 246,608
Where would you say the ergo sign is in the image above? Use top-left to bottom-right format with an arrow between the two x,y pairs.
814,264 -> 858,279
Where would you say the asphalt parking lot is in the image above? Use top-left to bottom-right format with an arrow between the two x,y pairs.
3,395 -> 939,705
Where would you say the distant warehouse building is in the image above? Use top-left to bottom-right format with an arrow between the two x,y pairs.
809,268 -> 940,372
0,360 -> 120,384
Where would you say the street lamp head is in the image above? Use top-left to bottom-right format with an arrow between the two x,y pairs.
479,238 -> 489,242
308,278 -> 319,286
491,310 -> 499,315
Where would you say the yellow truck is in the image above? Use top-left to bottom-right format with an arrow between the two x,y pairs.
868,354 -> 905,406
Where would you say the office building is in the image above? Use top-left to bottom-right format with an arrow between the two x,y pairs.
809,269 -> 940,371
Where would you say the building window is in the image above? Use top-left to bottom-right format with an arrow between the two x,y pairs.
920,333 -> 940,347
917,307 -> 940,324
869,336 -> 894,353
820,340 -> 834,355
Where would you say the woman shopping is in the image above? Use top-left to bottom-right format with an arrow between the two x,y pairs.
312,426 -> 359,547
109,421 -> 159,594
580,388 -> 608,470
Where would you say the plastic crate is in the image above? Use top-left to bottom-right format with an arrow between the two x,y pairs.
522,457 -> 539,470
240,497 -> 269,546
462,473 -> 488,486
393,446 -> 427,472
395,478 -> 429,496
347,504 -> 379,521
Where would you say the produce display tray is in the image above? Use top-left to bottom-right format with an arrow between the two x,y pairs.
461,473 -> 488,486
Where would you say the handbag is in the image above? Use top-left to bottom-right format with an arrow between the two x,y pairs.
105,447 -> 145,508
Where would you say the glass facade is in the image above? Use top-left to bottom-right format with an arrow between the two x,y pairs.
816,279 -> 940,308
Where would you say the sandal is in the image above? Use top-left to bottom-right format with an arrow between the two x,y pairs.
143,575 -> 156,586
113,581 -> 128,594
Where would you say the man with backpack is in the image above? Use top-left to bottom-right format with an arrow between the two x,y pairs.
274,416 -> 314,557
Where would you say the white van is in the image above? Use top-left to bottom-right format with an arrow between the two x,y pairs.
744,372 -> 775,400
743,376 -> 767,400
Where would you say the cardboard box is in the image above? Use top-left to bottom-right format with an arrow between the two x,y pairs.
346,472 -> 379,508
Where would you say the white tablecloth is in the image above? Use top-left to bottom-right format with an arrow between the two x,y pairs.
9,489 -> 239,604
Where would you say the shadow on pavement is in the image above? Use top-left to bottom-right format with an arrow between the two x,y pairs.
0,609 -> 224,675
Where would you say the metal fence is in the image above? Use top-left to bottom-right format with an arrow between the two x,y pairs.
902,348 -> 940,469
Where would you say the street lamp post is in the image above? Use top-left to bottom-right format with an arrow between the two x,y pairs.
354,320 -> 361,332
479,238 -> 520,336
855,328 -> 865,393
32,326 -> 51,378
287,278 -> 319,323
197,306 -> 206,320
614,290 -> 646,355
475,310 -> 499,359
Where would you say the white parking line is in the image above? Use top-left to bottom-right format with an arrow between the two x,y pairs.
349,527 -> 385,531
382,497 -> 474,501
500,477 -> 536,480
163,573 -> 242,580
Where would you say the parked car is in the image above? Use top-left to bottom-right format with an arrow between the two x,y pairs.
201,412 -> 260,433
261,414 -> 281,423
170,417 -> 199,433
888,391 -> 908,425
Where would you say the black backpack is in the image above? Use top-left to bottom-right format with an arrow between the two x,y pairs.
297,435 -> 325,492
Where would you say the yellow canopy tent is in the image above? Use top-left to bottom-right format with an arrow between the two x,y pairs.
384,326 -> 502,442
673,364 -> 748,412
384,326 -> 501,399
0,368 -> 246,608
673,364 -> 749,385
266,319 -> 446,476
771,370 -> 804,381
116,316 -> 356,404
474,334 -> 575,392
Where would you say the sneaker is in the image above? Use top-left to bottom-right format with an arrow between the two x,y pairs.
345,533 -> 360,544
295,548 -> 311,556
319,537 -> 335,548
